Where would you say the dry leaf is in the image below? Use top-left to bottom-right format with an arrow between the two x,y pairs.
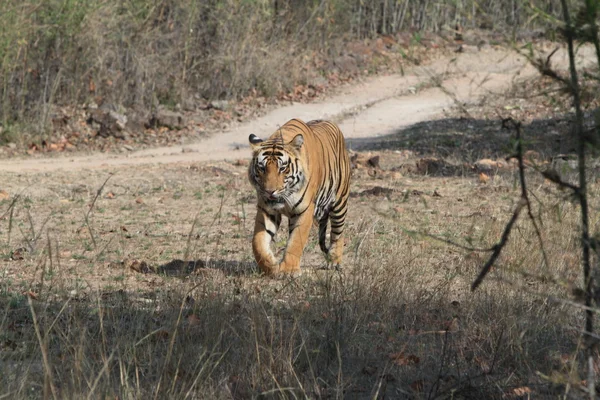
478,172 -> 490,184
155,329 -> 170,341
187,314 -> 201,327
362,365 -> 377,375
513,386 -> 532,396
23,291 -> 38,300
0,190 -> 9,200
129,259 -> 151,273
10,248 -> 26,260
106,192 -> 115,199
410,380 -> 424,392
389,352 -> 420,366
443,317 -> 460,332
135,197 -> 144,204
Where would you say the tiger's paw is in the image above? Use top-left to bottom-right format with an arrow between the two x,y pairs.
321,253 -> 342,271
272,261 -> 302,279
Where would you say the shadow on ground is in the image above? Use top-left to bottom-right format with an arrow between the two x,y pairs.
156,258 -> 257,277
0,281 -> 575,399
347,115 -> 577,161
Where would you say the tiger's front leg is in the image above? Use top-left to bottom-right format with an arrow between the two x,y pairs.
278,203 -> 315,275
252,207 -> 281,275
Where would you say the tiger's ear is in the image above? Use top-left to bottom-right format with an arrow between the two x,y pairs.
289,134 -> 304,151
249,134 -> 263,149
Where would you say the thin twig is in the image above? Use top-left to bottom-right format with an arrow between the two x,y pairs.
504,118 -> 551,272
28,296 -> 58,400
381,221 -> 495,253
83,173 -> 114,249
471,197 -> 526,291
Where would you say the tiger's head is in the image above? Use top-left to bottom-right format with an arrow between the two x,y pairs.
248,133 -> 306,208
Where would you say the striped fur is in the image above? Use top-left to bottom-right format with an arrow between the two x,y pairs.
248,118 -> 350,276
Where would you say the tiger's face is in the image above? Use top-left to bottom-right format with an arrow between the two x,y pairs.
248,133 -> 305,209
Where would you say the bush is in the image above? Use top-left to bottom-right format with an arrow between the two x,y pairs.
0,0 -> 570,131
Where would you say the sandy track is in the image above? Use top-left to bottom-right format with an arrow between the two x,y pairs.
0,46 -> 591,173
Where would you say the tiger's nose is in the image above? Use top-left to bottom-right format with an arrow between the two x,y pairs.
266,190 -> 276,198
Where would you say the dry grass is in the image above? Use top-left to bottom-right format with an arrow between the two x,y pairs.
0,0 -> 568,138
0,148 -> 593,398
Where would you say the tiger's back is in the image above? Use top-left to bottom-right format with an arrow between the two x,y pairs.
248,118 -> 350,276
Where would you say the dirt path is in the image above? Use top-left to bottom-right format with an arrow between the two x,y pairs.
0,46 -> 592,173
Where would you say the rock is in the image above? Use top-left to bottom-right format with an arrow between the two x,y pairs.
149,109 -> 186,130
367,155 -> 381,169
415,157 -> 453,176
126,110 -> 149,133
551,154 -> 578,172
86,108 -> 127,139
109,110 -> 127,129
210,100 -> 229,111
333,55 -> 359,75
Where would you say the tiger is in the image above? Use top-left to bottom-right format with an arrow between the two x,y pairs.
248,118 -> 351,276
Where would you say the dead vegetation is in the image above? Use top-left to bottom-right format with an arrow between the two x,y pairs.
0,124 -> 595,398
2,0 -> 600,398
0,0 -> 568,154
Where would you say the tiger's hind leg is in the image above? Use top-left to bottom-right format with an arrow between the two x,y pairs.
318,214 -> 329,255
327,198 -> 348,268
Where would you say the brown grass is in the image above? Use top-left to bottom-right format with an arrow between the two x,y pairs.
0,0 -> 568,139
0,148 -> 592,398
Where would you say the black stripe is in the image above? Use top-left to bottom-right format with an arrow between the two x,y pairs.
258,206 -> 277,221
331,221 -> 345,229
266,229 -> 275,238
332,197 -> 348,215
331,209 -> 347,221
294,204 -> 310,217
293,181 -> 310,209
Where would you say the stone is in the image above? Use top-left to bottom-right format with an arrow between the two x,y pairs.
150,109 -> 186,130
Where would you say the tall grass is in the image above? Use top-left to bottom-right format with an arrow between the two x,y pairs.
0,0 -> 569,137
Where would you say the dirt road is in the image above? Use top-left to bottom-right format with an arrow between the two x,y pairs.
0,45 -> 592,173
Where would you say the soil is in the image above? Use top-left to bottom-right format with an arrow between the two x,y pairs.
1,43 -> 596,173
0,42 -> 598,398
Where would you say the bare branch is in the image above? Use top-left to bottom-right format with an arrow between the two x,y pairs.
471,198 -> 526,291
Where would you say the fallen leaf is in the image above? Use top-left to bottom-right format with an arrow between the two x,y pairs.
187,314 -> 201,327
389,352 -> 420,366
443,317 -> 460,332
135,197 -> 144,204
155,329 -> 170,341
362,365 -> 377,375
410,380 -> 424,392
106,192 -> 115,199
513,386 -> 532,396
0,190 -> 9,200
23,291 -> 38,300
478,172 -> 490,184
129,259 -> 151,273
10,247 -> 27,260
